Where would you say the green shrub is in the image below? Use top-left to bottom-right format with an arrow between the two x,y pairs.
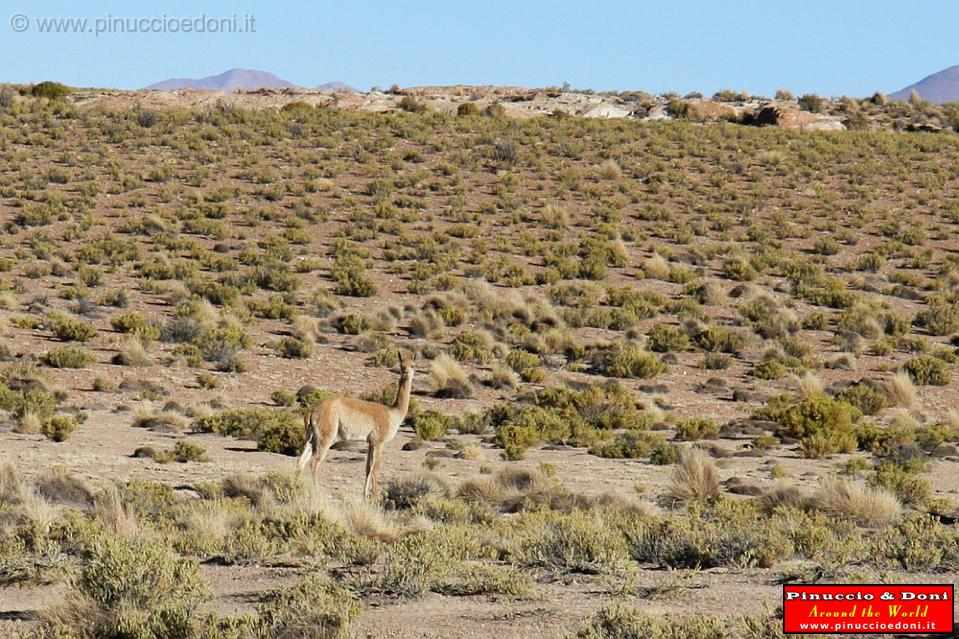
449,331 -> 493,363
835,380 -> 889,416
111,312 -> 161,341
751,359 -> 787,380
194,408 -> 301,452
509,509 -> 628,573
41,415 -> 77,442
30,81 -> 70,99
331,255 -> 377,297
271,389 -> 297,407
869,463 -> 932,507
674,418 -> 719,441
156,441 -> 209,463
914,297 -> 959,336
902,355 -> 951,386
589,431 -> 664,458
693,326 -> 747,354
275,336 -> 314,359
257,413 -> 307,456
505,349 -> 541,373
756,394 -> 860,458
49,313 -> 97,342
594,343 -> 666,378
336,314 -> 371,335
62,535 -> 212,637
256,574 -> 362,639
41,346 -> 95,369
873,513 -> 959,571
575,604 -> 725,639
412,411 -> 453,441
649,442 -> 680,465
721,258 -> 757,281
647,324 -> 689,353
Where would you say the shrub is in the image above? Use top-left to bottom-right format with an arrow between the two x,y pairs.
914,297 -> 959,336
331,255 -> 377,297
721,258 -> 757,282
156,441 -> 209,463
411,411 -> 453,441
574,604 -> 725,639
874,513 -> 959,571
256,574 -> 362,639
751,359 -> 787,380
509,509 -> 628,573
271,389 -> 297,407
449,331 -> 493,363
41,346 -> 94,369
30,81 -> 70,99
650,442 -> 680,465
647,324 -> 689,353
674,418 -> 719,441
902,355 -> 951,386
56,535 -> 212,636
398,95 -> 427,113
275,336 -> 314,359
110,312 -> 161,341
589,431 -> 664,459
593,343 -> 666,379
49,313 -> 97,342
869,463 -> 932,507
835,380 -> 890,416
194,408 -> 301,450
456,102 -> 480,116
693,325 -> 747,354
757,394 -> 860,458
257,414 -> 306,456
41,415 -> 77,442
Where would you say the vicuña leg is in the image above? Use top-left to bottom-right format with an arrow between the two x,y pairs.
364,441 -> 383,498
308,428 -> 337,484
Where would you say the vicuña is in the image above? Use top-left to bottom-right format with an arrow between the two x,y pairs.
298,350 -> 415,497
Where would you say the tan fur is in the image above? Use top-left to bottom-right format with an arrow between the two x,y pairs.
298,350 -> 415,498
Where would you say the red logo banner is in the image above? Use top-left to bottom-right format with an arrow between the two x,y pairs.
783,584 -> 954,634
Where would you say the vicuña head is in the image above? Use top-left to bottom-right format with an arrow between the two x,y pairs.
298,349 -> 416,498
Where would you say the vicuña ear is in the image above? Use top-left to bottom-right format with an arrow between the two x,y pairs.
397,349 -> 403,364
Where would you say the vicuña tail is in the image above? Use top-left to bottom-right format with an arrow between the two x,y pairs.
297,410 -> 316,471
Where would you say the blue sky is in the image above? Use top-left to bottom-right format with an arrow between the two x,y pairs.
3,0 -> 957,96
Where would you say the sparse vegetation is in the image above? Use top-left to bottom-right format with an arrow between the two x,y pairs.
1,82 -> 958,638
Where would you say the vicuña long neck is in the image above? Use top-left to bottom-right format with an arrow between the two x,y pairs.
392,371 -> 413,416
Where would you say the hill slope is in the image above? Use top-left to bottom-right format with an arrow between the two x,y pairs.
891,64 -> 959,104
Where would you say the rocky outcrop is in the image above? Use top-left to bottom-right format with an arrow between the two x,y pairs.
748,104 -> 846,131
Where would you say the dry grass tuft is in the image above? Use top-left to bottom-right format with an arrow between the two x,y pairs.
14,411 -> 43,434
792,371 -> 824,397
667,448 -> 719,503
884,370 -> 917,408
642,254 -> 671,280
114,338 -> 153,366
760,482 -> 808,511
811,478 -> 901,526
339,498 -> 403,542
428,354 -> 472,398
92,484 -> 140,537
131,404 -> 186,432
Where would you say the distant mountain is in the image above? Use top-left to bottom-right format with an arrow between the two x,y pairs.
317,81 -> 355,93
146,68 -> 297,91
890,65 -> 959,104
